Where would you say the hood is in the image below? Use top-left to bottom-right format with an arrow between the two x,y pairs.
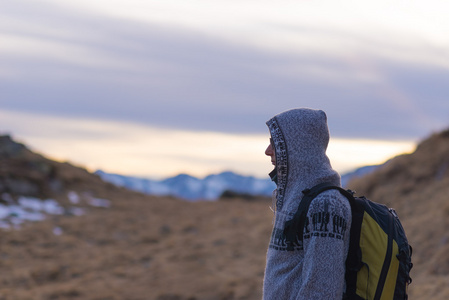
266,108 -> 340,213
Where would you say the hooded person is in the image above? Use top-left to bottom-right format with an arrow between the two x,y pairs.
262,108 -> 352,299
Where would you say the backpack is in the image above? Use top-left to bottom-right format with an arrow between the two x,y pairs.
283,182 -> 413,300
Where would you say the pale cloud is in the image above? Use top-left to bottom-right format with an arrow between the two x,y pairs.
327,138 -> 416,173
4,0 -> 449,69
47,0 -> 449,67
0,33 -> 132,74
0,109 -> 416,178
0,109 -> 270,178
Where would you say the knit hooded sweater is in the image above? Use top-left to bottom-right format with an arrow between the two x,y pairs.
263,108 -> 352,300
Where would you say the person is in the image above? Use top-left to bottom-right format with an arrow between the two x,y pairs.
262,108 -> 352,299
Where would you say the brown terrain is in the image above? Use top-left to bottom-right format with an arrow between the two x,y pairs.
0,129 -> 448,300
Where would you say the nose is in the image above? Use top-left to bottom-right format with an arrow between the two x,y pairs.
265,144 -> 274,156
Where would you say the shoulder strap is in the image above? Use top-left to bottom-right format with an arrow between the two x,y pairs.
283,182 -> 355,251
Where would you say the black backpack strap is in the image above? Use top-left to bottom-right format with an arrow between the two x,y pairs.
283,182 -> 355,251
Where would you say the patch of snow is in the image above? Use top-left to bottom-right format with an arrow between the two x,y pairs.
0,205 -> 11,219
67,191 -> 80,204
87,197 -> 111,208
18,197 -> 64,215
43,199 -> 64,215
9,205 -> 46,222
1,197 -> 66,229
0,191 -> 112,230
18,197 -> 43,211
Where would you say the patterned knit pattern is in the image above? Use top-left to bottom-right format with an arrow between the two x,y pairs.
266,118 -> 288,211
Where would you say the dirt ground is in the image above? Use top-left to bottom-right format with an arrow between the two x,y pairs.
0,183 -> 447,300
0,188 -> 274,300
1,130 -> 449,299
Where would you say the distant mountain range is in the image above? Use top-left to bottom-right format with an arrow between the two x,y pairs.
95,170 -> 276,201
96,166 -> 379,201
0,133 -> 379,203
340,165 -> 380,187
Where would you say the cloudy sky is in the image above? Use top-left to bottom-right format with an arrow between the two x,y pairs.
1,0 -> 448,179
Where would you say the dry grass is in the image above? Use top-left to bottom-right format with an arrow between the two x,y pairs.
0,188 -> 273,300
1,130 -> 449,299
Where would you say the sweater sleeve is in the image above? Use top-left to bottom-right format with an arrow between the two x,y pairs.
297,190 -> 352,299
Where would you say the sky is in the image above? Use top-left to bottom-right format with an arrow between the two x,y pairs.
1,0 -> 448,179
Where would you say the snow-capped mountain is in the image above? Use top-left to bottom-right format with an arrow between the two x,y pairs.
96,165 -> 379,201
340,165 -> 380,187
95,170 -> 276,201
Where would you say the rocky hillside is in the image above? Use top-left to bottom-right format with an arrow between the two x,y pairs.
348,128 -> 449,300
1,130 -> 449,300
0,135 -> 123,200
